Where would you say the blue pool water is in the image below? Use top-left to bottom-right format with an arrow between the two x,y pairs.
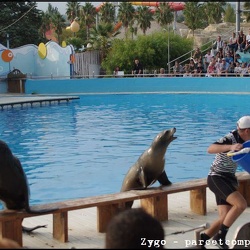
0,93 -> 249,206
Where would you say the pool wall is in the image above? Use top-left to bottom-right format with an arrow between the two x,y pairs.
24,77 -> 250,95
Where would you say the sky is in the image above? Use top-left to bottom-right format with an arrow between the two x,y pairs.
36,2 -> 102,14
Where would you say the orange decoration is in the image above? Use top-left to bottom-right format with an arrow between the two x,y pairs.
1,49 -> 14,62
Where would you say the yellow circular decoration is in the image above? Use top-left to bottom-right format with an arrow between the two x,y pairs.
38,42 -> 47,59
1,49 -> 13,62
62,41 -> 67,48
70,21 -> 80,33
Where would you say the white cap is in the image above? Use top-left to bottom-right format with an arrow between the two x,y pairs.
237,116 -> 250,129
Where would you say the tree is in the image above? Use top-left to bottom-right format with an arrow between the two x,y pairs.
80,2 -> 97,40
154,2 -> 174,28
51,11 -> 66,44
117,2 -> 135,39
203,1 -> 226,24
223,3 -> 235,23
99,2 -> 116,24
102,31 -> 192,75
183,2 -> 205,36
135,6 -> 154,35
66,1 -> 81,23
0,2 -> 43,48
243,2 -> 250,22
88,22 -> 120,61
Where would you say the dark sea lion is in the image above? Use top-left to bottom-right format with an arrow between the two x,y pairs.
121,128 -> 177,207
0,140 -> 58,232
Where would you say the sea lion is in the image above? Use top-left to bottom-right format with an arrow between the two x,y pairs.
0,140 -> 58,232
121,128 -> 177,207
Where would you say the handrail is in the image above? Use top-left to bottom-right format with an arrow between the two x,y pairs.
168,25 -> 236,70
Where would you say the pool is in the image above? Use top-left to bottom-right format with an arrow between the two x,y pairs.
0,93 -> 249,206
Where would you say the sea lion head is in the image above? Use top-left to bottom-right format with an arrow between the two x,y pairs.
151,128 -> 177,149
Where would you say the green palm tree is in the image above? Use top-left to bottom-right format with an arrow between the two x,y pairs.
154,2 -> 174,28
117,2 -> 135,39
52,12 -> 66,45
39,11 -> 52,40
66,1 -> 81,23
89,22 -> 120,61
99,2 -> 116,23
136,6 -> 154,35
81,2 -> 97,40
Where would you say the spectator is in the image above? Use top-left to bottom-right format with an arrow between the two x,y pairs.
132,58 -> 143,76
222,41 -> 230,58
0,238 -> 21,249
114,66 -> 120,77
206,61 -> 216,77
204,50 -> 213,71
193,47 -> 202,63
237,30 -> 246,52
105,208 -> 165,249
183,68 -> 192,77
158,68 -> 166,77
234,61 -> 242,77
218,58 -> 229,77
212,35 -> 224,54
173,60 -> 183,77
228,32 -> 238,52
227,62 -> 235,77
196,61 -> 205,77
188,58 -> 196,74
234,53 -> 242,64
225,52 -> 234,65
243,28 -> 250,53
240,62 -> 248,77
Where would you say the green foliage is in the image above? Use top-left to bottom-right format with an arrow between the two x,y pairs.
183,2 -> 206,36
223,3 -> 236,23
102,31 -> 193,75
243,2 -> 250,22
66,37 -> 84,52
0,2 -> 43,48
203,1 -> 226,24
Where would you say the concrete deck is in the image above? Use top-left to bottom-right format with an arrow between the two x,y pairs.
19,189 -> 250,249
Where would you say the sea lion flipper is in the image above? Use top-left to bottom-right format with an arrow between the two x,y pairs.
138,166 -> 147,189
157,170 -> 172,186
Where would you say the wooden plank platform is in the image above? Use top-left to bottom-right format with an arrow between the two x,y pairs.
18,190 -> 250,249
0,95 -> 79,109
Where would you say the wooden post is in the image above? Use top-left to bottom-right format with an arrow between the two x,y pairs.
0,219 -> 23,247
97,204 -> 120,233
53,212 -> 68,242
140,194 -> 168,221
190,188 -> 207,215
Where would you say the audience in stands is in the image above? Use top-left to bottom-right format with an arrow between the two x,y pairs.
154,29 -> 250,77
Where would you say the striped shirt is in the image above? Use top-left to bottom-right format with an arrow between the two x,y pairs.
208,129 -> 244,176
